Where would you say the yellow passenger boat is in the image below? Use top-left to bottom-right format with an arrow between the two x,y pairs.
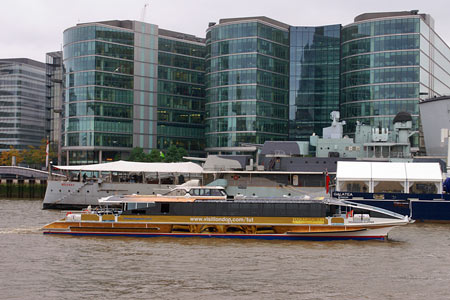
42,186 -> 411,240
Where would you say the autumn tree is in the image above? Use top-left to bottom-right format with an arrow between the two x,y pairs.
0,146 -> 23,166
5,139 -> 57,168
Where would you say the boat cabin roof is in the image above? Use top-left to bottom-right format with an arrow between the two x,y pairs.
98,186 -> 227,204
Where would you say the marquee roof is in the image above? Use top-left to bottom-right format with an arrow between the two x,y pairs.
336,161 -> 442,182
54,160 -> 203,174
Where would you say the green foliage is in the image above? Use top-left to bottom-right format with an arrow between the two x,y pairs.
149,149 -> 163,162
164,145 -> 178,163
128,147 -> 149,162
164,145 -> 187,163
127,146 -> 187,163
176,147 -> 188,162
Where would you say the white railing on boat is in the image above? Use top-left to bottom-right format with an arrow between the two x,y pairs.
331,199 -> 409,220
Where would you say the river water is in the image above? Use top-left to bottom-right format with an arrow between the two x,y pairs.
1,199 -> 450,300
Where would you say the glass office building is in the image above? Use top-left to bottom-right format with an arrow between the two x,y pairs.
341,11 -> 450,148
63,20 -> 205,164
205,17 -> 290,153
289,25 -> 341,142
60,12 -> 450,159
0,58 -> 46,151
63,21 -> 137,164
157,29 -> 206,156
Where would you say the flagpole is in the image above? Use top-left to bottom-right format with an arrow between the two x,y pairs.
46,137 -> 49,170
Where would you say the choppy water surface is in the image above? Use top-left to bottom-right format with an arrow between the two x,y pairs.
1,200 -> 450,300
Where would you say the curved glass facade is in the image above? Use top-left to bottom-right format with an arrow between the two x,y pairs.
205,19 -> 289,150
63,21 -> 206,164
340,15 -> 450,148
63,24 -> 135,163
289,25 -> 341,142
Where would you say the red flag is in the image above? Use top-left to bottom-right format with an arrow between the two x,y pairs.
325,169 -> 330,194
45,139 -> 49,168
346,210 -> 354,218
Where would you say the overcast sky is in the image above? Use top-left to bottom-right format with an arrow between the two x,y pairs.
1,0 -> 449,63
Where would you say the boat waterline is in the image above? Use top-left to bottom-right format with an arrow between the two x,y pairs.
42,230 -> 389,241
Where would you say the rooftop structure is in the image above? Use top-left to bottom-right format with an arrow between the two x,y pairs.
311,111 -> 416,160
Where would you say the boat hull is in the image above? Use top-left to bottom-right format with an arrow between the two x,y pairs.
344,199 -> 450,222
410,200 -> 450,221
42,230 -> 389,241
42,217 -> 400,241
332,192 -> 450,222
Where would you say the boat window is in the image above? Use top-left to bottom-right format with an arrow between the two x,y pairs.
127,203 -> 137,210
136,203 -> 147,209
165,189 -> 186,196
161,203 -> 170,213
210,189 -> 223,196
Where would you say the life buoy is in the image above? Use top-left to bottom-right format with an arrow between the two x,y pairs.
346,210 -> 354,218
233,175 -> 239,181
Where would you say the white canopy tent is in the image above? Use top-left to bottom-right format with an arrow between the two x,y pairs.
371,162 -> 408,193
335,161 -> 372,192
54,160 -> 203,174
336,161 -> 443,194
405,163 -> 442,182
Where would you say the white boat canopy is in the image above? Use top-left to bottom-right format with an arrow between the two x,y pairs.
54,160 -> 203,174
336,161 -> 443,194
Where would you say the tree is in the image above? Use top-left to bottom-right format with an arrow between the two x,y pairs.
176,147 -> 188,162
21,139 -> 56,168
127,146 -> 188,163
22,146 -> 36,166
0,139 -> 56,168
128,147 -> 148,162
164,145 -> 187,162
148,149 -> 163,162
164,145 -> 178,163
0,146 -> 22,166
